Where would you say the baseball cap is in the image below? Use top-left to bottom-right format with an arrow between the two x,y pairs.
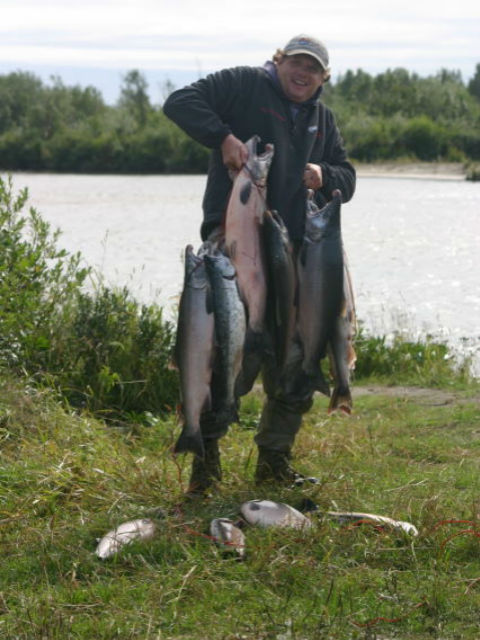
283,35 -> 329,70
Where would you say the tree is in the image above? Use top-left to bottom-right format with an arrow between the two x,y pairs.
118,70 -> 151,127
468,63 -> 480,101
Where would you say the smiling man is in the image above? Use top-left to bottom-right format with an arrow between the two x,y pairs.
163,34 -> 356,494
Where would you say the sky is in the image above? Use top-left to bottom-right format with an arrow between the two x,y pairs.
1,0 -> 479,105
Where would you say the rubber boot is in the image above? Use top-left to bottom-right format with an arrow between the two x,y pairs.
254,446 -> 303,485
186,439 -> 221,496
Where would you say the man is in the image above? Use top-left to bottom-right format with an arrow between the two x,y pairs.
164,34 -> 356,494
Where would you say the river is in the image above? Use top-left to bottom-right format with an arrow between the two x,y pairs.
4,171 -> 480,375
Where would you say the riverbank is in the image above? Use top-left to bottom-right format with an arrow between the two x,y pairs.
355,161 -> 466,180
1,370 -> 479,639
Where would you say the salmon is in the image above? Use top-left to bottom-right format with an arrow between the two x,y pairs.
297,190 -> 344,396
173,244 -> 215,459
204,249 -> 246,426
225,135 -> 273,333
263,209 -> 296,372
328,252 -> 357,414
224,135 -> 274,394
240,499 -> 312,530
95,518 -> 157,559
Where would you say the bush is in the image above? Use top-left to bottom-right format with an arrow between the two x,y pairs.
60,286 -> 178,418
0,175 -> 178,420
0,175 -> 88,369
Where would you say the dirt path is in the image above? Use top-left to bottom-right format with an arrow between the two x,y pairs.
353,384 -> 479,406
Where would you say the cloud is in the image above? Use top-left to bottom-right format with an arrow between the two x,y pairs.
1,0 -> 478,102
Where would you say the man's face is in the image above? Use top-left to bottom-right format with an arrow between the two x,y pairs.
276,54 -> 326,103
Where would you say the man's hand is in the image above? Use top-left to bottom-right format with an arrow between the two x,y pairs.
303,163 -> 323,190
221,134 -> 249,170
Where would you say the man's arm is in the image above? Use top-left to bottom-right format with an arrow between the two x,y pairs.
163,68 -> 246,151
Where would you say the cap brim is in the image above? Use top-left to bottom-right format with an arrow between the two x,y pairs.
285,48 -> 327,69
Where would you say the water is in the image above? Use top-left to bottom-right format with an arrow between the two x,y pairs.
5,171 -> 480,374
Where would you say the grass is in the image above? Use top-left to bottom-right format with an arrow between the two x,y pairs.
1,371 -> 479,639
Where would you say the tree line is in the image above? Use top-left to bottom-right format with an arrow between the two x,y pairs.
1,65 -> 479,173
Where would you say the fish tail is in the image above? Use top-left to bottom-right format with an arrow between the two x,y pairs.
328,387 -> 352,415
173,428 -> 205,459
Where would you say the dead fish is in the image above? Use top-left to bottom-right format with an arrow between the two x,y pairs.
210,518 -> 246,557
225,135 -> 274,394
297,190 -> 344,396
174,244 -> 215,459
328,252 -> 357,414
95,518 -> 156,559
263,209 -> 296,371
204,249 -> 246,426
240,499 -> 312,530
225,135 -> 273,334
325,511 -> 419,536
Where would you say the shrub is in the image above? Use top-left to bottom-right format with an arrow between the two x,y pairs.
0,175 -> 178,420
0,175 -> 88,370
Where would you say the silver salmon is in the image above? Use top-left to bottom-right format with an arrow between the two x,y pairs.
328,252 -> 357,414
204,249 -> 246,425
297,190 -> 344,396
240,499 -> 312,530
174,244 -> 215,459
95,518 -> 157,559
210,518 -> 246,557
263,209 -> 296,371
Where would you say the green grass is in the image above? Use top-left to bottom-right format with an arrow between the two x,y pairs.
1,372 -> 479,639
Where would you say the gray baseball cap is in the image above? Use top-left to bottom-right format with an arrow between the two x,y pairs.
283,35 -> 329,70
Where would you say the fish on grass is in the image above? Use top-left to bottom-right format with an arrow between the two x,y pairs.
225,135 -> 274,394
240,499 -> 312,530
210,518 -> 246,557
95,518 -> 157,559
173,243 -> 215,459
297,190 -> 344,397
204,249 -> 246,426
324,511 -> 419,536
262,209 -> 296,372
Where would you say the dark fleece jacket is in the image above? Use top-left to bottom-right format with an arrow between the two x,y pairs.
163,64 -> 356,241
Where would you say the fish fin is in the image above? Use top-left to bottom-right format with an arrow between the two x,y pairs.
240,181 -> 252,205
328,387 -> 352,415
308,368 -> 331,397
173,428 -> 205,459
205,285 -> 214,315
235,329 -> 264,396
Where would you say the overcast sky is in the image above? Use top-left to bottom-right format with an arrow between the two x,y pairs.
1,0 -> 479,104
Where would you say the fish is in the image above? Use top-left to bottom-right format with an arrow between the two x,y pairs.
95,518 -> 157,559
324,511 -> 419,537
328,252 -> 357,414
204,249 -> 246,426
262,209 -> 296,371
240,499 -> 312,530
210,518 -> 246,557
297,500 -> 418,536
204,249 -> 247,425
297,190 -> 344,396
225,135 -> 274,395
173,244 -> 215,459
